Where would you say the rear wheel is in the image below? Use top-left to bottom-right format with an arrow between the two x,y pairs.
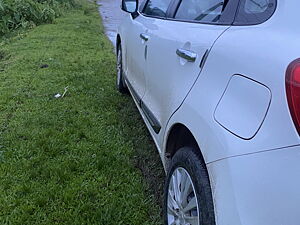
164,147 -> 215,225
116,45 -> 128,94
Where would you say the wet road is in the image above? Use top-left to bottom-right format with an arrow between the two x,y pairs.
97,0 -> 125,47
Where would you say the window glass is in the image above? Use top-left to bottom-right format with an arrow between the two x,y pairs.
174,0 -> 227,23
244,0 -> 269,13
234,0 -> 276,25
143,0 -> 173,17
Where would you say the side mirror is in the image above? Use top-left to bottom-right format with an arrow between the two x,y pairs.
121,0 -> 138,14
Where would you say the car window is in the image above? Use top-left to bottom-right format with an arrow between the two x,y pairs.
174,0 -> 228,23
244,0 -> 269,13
234,0 -> 276,25
143,0 -> 173,17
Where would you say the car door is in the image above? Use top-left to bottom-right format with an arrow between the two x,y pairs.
121,0 -> 174,101
121,13 -> 148,100
140,0 -> 238,135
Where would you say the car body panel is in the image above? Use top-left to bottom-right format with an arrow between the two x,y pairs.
141,16 -> 229,140
120,15 -> 148,99
208,144 -> 300,225
163,0 -> 300,164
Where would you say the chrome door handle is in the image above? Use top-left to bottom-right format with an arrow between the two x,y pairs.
140,33 -> 149,41
176,48 -> 197,62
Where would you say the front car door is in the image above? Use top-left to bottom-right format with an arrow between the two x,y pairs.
119,9 -> 148,100
119,0 -> 174,101
140,0 -> 238,142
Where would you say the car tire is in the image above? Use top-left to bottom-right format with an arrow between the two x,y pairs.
116,44 -> 128,94
164,147 -> 215,225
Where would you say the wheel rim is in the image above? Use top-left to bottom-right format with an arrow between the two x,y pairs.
167,167 -> 199,225
117,49 -> 122,85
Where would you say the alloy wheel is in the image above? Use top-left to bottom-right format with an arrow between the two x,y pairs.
167,167 -> 199,225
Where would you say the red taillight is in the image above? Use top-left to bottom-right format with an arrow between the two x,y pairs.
286,58 -> 300,135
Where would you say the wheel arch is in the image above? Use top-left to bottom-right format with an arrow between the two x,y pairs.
164,123 -> 206,170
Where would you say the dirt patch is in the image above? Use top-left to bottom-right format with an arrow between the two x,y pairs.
117,97 -> 166,214
132,128 -> 166,209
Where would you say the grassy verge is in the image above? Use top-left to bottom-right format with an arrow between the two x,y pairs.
0,2 -> 164,224
0,0 -> 79,36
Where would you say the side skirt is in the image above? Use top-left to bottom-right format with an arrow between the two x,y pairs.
124,77 -> 161,134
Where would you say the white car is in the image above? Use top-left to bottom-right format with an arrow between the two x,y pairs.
116,0 -> 300,224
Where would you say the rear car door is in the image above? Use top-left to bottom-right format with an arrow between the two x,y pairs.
140,0 -> 238,135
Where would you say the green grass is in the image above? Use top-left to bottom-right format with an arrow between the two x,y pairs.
0,2 -> 164,224
0,0 -> 79,36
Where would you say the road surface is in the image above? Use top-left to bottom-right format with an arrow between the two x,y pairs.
98,0 -> 125,47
